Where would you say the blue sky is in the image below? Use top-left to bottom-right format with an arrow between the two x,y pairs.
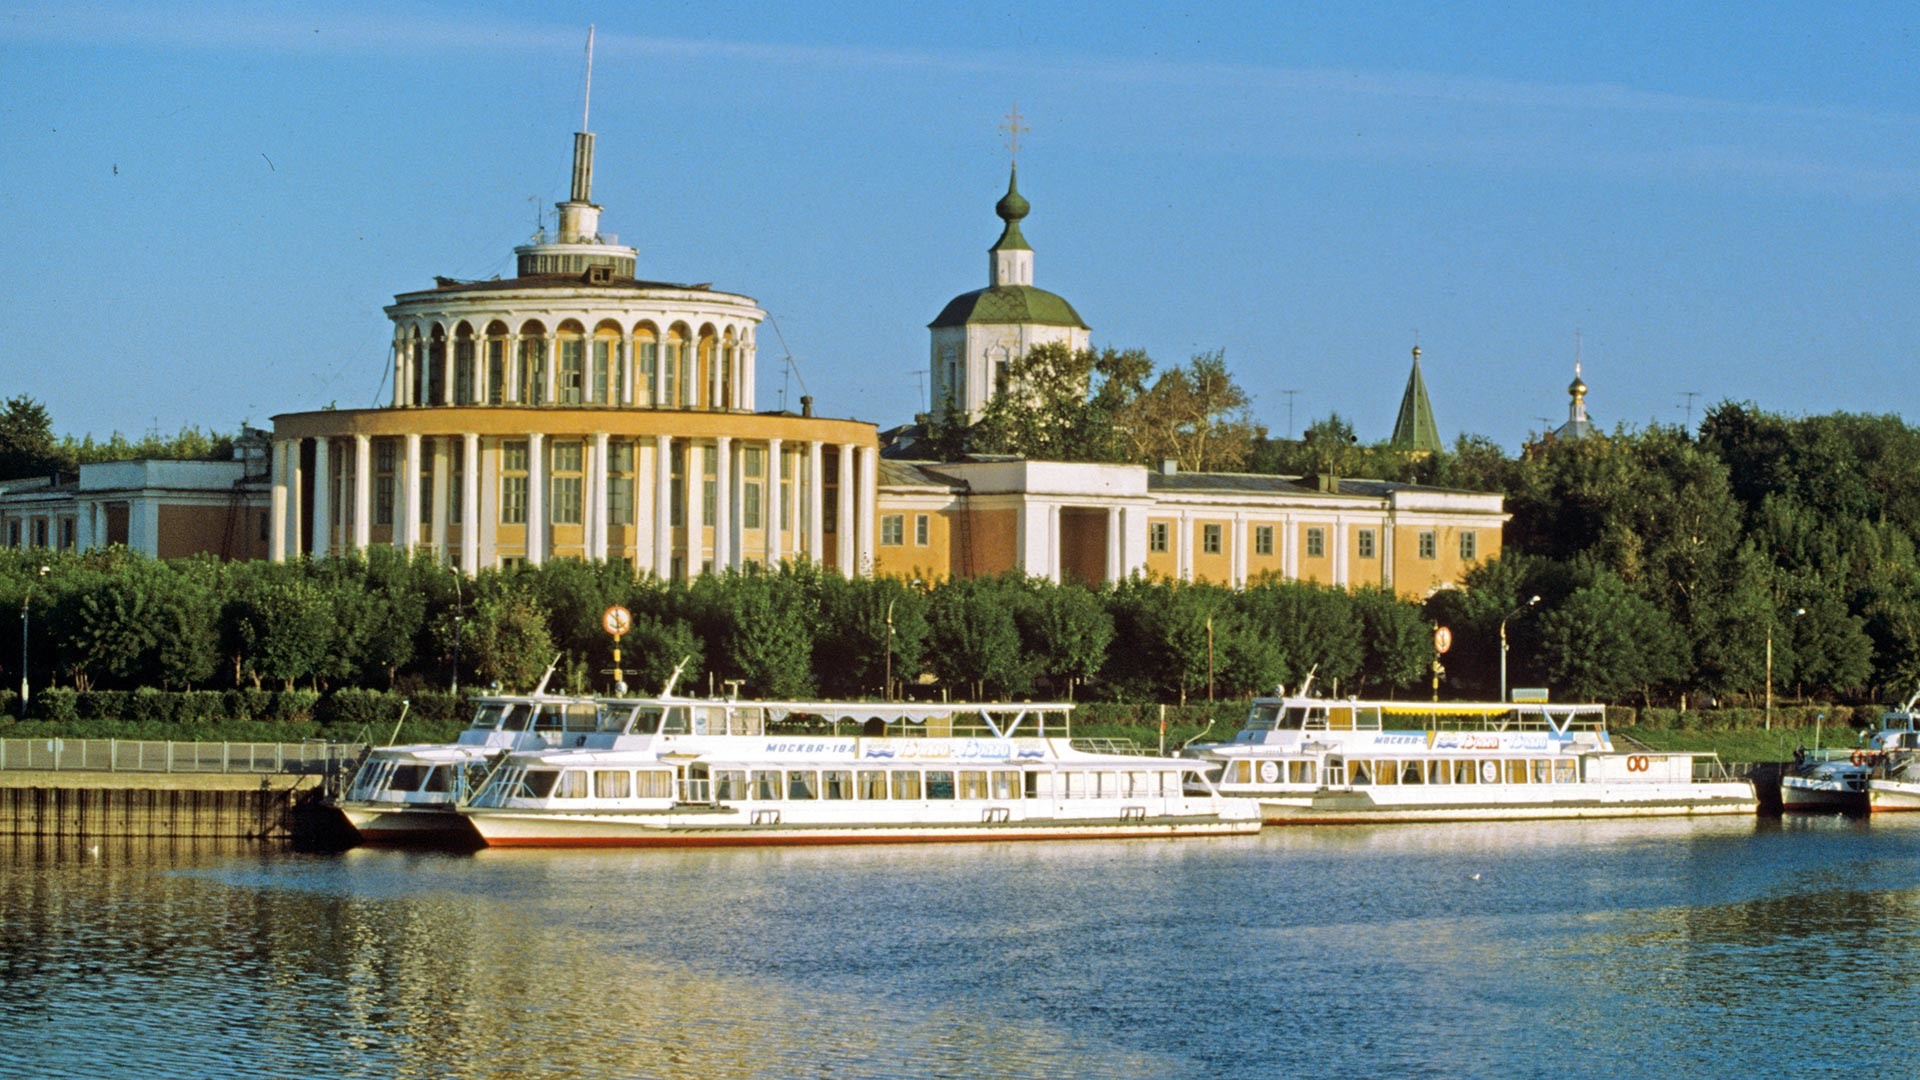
5,2 -> 1919,450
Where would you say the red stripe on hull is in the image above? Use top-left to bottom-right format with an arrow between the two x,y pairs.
479,827 -> 1250,848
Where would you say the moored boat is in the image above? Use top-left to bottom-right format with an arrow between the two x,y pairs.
1860,695 -> 1920,813
332,689 -> 601,843
1184,686 -> 1757,824
460,696 -> 1260,847
1780,749 -> 1871,814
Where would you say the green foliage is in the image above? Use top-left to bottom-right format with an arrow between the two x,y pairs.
814,572 -> 930,698
688,566 -> 817,698
927,574 -> 1031,699
463,590 -> 556,692
1535,574 -> 1689,702
0,395 -> 62,480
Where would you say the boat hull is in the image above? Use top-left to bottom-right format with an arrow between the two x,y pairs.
1868,778 -> 1920,813
464,807 -> 1260,847
1780,778 -> 1868,814
1243,782 -> 1758,825
337,802 -> 482,845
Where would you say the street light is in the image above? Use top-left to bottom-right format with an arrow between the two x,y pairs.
448,569 -> 464,694
883,597 -> 896,701
1499,595 -> 1541,703
19,564 -> 49,715
1766,607 -> 1807,731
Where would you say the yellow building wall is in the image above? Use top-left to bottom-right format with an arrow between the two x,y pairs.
874,508 -> 951,582
1190,519 -> 1233,584
1347,524 -> 1386,589
1295,522 -> 1334,585
1391,522 -> 1501,596
1247,521 -> 1283,580
1145,516 -> 1178,579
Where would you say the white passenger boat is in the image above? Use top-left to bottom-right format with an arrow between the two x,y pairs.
332,690 -> 601,843
1780,749 -> 1871,814
1859,696 -> 1920,813
1184,687 -> 1757,823
460,697 -> 1260,847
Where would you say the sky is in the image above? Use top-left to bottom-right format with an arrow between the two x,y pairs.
5,2 -> 1920,451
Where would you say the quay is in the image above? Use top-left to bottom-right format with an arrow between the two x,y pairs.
0,739 -> 362,841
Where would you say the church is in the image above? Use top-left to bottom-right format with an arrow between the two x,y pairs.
0,105 -> 1507,599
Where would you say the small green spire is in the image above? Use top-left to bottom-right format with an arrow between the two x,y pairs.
1389,346 -> 1443,453
991,164 -> 1032,252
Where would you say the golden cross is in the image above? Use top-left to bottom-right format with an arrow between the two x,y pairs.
1000,104 -> 1029,162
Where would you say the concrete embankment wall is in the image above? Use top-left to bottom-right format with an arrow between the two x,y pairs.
0,773 -> 322,840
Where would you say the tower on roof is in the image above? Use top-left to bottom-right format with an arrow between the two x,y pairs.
1388,344 -> 1443,454
927,113 -> 1090,422
512,26 -> 638,280
1554,339 -> 1596,440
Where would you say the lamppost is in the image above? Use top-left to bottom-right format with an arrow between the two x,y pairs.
883,598 -> 895,700
1499,594 -> 1541,703
448,570 -> 464,694
19,564 -> 49,715
1766,607 -> 1806,731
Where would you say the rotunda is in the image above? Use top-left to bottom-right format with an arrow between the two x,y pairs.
268,124 -> 880,578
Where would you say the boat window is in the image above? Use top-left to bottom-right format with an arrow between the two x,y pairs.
519,769 -> 560,799
421,766 -> 452,794
636,770 -> 672,799
1349,761 -> 1372,785
822,770 -> 854,799
1506,760 -> 1529,784
1554,760 -> 1576,784
1354,707 -> 1382,730
751,770 -> 782,800
500,705 -> 532,732
857,770 -> 887,799
1289,761 -> 1315,785
729,707 -> 765,736
349,761 -> 383,796
1400,762 -> 1422,785
890,771 -> 922,800
1375,761 -> 1398,786
957,771 -> 989,799
1124,770 -> 1150,797
389,765 -> 428,792
992,770 -> 1022,800
1248,704 -> 1283,731
595,770 -> 631,799
471,703 -> 508,730
713,770 -> 747,800
787,771 -> 819,800
531,707 -> 562,735
661,707 -> 692,735
1427,761 -> 1449,785
1531,760 -> 1552,784
564,704 -> 598,732
554,770 -> 589,798
925,771 -> 955,799
1064,772 -> 1088,798
1025,772 -> 1046,798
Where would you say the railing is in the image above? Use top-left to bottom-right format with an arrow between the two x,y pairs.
0,739 -> 366,776
1070,737 -> 1152,756
677,777 -> 713,805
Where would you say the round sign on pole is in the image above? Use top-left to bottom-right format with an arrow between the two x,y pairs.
602,605 -> 633,638
1433,626 -> 1453,654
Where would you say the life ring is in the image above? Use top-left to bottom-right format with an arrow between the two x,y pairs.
1852,750 -> 1868,766
1258,760 -> 1280,784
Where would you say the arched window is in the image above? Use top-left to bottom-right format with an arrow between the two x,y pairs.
519,320 -> 548,405
592,321 -> 623,405
426,325 -> 447,405
409,328 -> 427,405
696,327 -> 717,410
721,328 -> 738,411
633,323 -> 659,407
485,321 -> 509,404
665,324 -> 690,408
454,323 -> 476,404
556,321 -> 587,405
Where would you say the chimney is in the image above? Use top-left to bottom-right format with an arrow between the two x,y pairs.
800,395 -> 814,418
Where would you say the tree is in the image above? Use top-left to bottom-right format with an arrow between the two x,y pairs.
1104,579 -> 1237,703
463,591 -> 556,691
221,564 -> 334,690
0,395 -> 63,481
814,573 -> 930,698
927,575 -> 1030,699
1349,586 -> 1432,695
968,342 -> 1151,462
1534,574 -> 1689,702
1116,350 -> 1263,472
689,568 -> 817,698
1016,580 -> 1114,699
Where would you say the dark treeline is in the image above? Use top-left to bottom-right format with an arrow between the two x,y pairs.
0,547 -> 1431,710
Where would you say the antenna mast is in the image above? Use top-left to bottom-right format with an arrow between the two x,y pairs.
582,25 -> 595,132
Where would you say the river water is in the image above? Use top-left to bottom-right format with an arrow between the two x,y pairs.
2,816 -> 1915,1079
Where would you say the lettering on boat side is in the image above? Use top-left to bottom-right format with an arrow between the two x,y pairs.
859,739 -> 1049,761
761,741 -> 857,754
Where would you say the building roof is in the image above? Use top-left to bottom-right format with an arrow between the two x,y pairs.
1388,348 -> 1443,453
928,284 -> 1088,329
403,274 -> 719,296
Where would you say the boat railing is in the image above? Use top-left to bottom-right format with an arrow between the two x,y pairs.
0,738 -> 365,777
1069,737 -> 1152,756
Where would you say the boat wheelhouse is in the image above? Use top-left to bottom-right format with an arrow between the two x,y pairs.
461,697 -> 1260,846
1185,691 -> 1756,824
1860,696 -> 1920,813
333,692 -> 601,843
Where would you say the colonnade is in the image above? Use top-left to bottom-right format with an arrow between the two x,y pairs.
391,321 -> 755,413
270,432 -> 877,579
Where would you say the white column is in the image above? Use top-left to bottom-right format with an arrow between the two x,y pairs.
429,436 -> 449,559
836,444 -> 856,575
766,438 -> 784,564
807,441 -> 825,564
353,435 -> 372,551
655,341 -> 669,408
654,434 -> 673,579
392,335 -> 407,407
685,442 -> 706,575
399,432 -> 422,552
1333,518 -> 1350,587
714,436 -> 733,571
269,439 -> 289,563
1106,507 -> 1123,583
544,333 -> 560,404
439,331 -> 454,405
476,338 -> 491,405
505,332 -> 521,403
461,433 -> 480,574
311,438 -> 332,560
526,431 -> 545,565
590,432 -> 610,562
1232,515 -> 1248,587
1176,511 -> 1193,581
1382,517 -> 1396,592
290,442 -> 304,559
859,445 -> 879,577
1283,515 -> 1299,581
622,334 -> 637,406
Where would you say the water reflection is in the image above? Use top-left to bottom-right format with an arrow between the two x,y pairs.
8,820 -> 1920,1078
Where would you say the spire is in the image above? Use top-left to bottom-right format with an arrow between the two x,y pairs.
1555,337 -> 1595,440
1389,344 -> 1443,453
510,25 -> 637,280
557,25 -> 599,242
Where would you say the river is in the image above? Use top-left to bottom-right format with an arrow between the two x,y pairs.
3,816 -> 1915,1078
